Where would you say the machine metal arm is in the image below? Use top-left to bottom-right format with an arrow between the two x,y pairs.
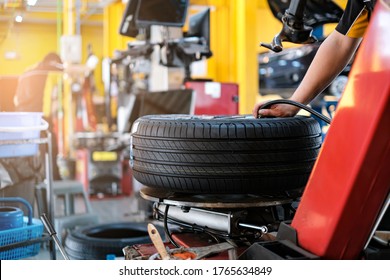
261,0 -> 317,52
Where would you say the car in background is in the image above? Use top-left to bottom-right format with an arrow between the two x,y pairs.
259,41 -> 352,98
259,0 -> 349,98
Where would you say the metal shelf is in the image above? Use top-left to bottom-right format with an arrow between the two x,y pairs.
0,130 -> 56,260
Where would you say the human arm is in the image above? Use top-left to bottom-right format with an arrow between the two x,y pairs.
253,30 -> 361,118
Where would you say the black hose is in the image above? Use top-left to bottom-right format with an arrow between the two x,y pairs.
163,205 -> 180,248
259,99 -> 332,124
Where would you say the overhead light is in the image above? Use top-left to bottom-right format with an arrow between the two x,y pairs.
27,0 -> 38,6
15,15 -> 23,23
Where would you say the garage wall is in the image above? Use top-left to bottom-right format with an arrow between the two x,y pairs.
0,22 -> 104,95
0,23 -> 58,75
0,0 -> 348,112
103,1 -> 132,58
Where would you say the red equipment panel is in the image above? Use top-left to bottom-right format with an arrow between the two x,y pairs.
291,1 -> 390,259
185,81 -> 239,115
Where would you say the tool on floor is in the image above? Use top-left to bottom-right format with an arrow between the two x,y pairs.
148,242 -> 235,260
190,242 -> 235,260
147,223 -> 171,260
40,213 -> 70,260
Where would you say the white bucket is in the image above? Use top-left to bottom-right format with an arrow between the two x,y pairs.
0,112 -> 48,158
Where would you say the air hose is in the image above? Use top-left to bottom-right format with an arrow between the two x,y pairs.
259,99 -> 332,124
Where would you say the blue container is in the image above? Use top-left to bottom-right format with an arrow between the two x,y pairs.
0,198 -> 33,230
0,197 -> 43,260
0,112 -> 48,158
0,206 -> 24,231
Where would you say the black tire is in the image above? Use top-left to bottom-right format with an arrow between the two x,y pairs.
130,114 -> 322,196
64,222 -> 161,260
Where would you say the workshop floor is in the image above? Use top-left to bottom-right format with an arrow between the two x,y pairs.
28,193 -> 152,260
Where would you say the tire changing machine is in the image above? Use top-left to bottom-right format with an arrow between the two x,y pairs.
128,0 -> 390,260
240,0 -> 390,260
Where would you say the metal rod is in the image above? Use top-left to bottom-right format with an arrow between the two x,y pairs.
287,0 -> 307,18
364,193 -> 390,249
40,214 -> 70,260
371,235 -> 390,247
45,131 -> 57,260
238,222 -> 268,234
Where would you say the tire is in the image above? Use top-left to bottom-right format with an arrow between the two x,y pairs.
130,114 -> 322,196
64,222 -> 161,260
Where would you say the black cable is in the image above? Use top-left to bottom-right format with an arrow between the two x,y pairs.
259,99 -> 332,124
163,205 -> 180,248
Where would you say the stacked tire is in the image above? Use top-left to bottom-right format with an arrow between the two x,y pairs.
130,115 -> 322,197
64,222 -> 159,260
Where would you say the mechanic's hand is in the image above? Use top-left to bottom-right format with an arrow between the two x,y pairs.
252,99 -> 300,118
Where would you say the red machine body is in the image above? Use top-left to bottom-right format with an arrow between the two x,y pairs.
291,0 -> 390,259
184,81 -> 239,115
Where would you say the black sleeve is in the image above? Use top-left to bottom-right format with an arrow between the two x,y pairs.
335,0 -> 368,35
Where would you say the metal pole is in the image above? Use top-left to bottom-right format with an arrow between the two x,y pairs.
45,131 -> 57,260
364,193 -> 390,250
